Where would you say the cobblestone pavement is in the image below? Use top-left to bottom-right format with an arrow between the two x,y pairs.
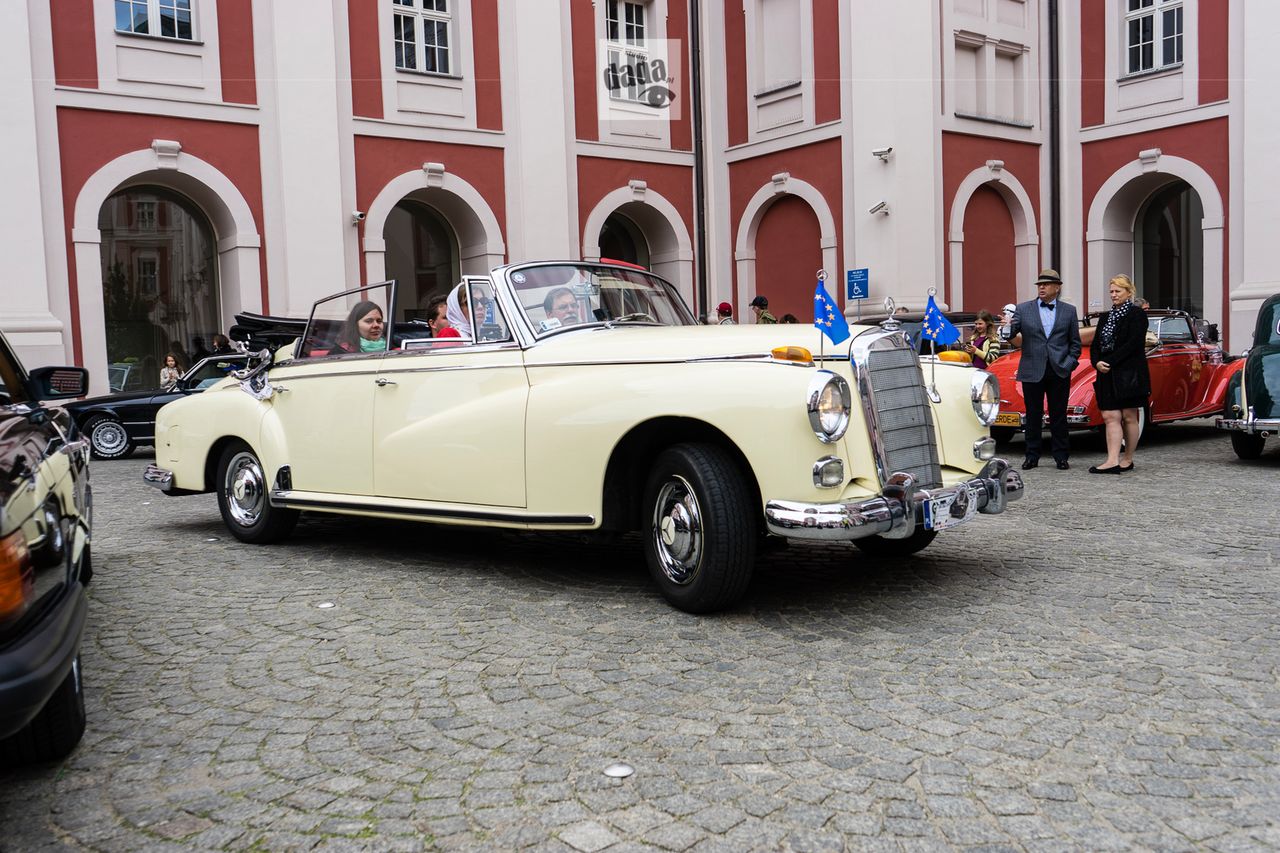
2,421 -> 1278,852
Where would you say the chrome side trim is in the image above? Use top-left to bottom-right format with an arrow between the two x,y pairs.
764,458 -> 1024,541
268,490 -> 595,527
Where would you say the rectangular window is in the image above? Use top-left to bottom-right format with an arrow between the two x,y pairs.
135,201 -> 157,231
136,256 -> 159,297
1125,0 -> 1181,75
605,0 -> 649,103
114,0 -> 196,41
393,0 -> 452,75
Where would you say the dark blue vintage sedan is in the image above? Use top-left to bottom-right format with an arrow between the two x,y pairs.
65,354 -> 248,459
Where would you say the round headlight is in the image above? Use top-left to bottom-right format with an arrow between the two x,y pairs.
971,370 -> 1000,426
807,371 -> 851,443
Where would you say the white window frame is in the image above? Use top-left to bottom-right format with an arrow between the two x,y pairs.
1124,0 -> 1183,76
113,0 -> 198,42
605,0 -> 650,104
135,252 -> 160,297
134,200 -> 157,231
392,0 -> 455,76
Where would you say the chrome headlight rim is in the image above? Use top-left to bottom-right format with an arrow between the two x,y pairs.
970,370 -> 1000,426
807,370 -> 852,443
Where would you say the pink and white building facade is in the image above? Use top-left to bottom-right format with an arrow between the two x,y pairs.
2,0 -> 1277,393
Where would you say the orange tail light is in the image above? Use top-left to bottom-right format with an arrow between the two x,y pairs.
0,531 -> 32,623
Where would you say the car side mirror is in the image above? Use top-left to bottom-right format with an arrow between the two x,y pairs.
28,366 -> 89,400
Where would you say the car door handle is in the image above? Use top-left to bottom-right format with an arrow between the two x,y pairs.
272,384 -> 289,393
375,378 -> 397,387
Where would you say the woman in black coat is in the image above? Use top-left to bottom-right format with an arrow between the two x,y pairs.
1089,273 -> 1150,473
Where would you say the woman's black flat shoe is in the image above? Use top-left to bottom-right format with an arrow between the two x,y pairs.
1118,463 -> 1134,472
1089,465 -> 1123,474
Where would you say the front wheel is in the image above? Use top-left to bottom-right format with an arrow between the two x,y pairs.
1231,432 -> 1266,460
853,527 -> 938,557
216,442 -> 299,544
85,416 -> 134,460
0,655 -> 86,764
642,443 -> 756,614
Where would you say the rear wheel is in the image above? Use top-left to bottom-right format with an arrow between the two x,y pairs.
0,655 -> 86,764
85,416 -> 134,460
642,443 -> 755,614
1231,432 -> 1266,460
853,527 -> 938,557
216,442 -> 299,543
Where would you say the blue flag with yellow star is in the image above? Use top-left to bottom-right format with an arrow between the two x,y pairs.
921,293 -> 960,345
813,281 -> 850,345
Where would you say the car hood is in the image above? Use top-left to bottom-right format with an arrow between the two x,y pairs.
520,323 -> 883,366
65,388 -> 159,411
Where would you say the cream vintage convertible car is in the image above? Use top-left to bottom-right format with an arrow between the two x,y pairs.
144,262 -> 1024,613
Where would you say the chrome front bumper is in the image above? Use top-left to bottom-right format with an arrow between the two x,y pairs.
1216,417 -> 1279,435
764,458 -> 1024,541
143,464 -> 176,493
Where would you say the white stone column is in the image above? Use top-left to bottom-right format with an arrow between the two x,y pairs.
257,4 -> 349,312
0,0 -> 65,367
501,0 -> 576,260
1234,0 -> 1280,350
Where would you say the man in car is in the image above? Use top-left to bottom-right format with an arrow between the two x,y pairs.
543,287 -> 581,326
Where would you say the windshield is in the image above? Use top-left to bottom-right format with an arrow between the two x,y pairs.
507,264 -> 695,337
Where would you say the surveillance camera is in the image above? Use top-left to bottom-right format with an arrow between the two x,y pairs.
351,210 -> 366,224
867,200 -> 890,216
872,146 -> 893,161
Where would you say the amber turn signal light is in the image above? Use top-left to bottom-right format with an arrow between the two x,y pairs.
771,346 -> 813,365
0,531 -> 32,623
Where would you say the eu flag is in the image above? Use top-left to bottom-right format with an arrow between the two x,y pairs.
813,281 -> 850,345
921,293 -> 960,346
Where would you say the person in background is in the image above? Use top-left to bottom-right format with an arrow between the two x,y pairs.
749,295 -> 778,324
1008,269 -> 1082,471
1089,273 -> 1150,474
159,353 -> 183,389
190,336 -> 211,363
211,334 -> 235,355
716,302 -> 735,325
437,282 -> 472,341
964,310 -> 1001,368
425,295 -> 451,337
781,313 -> 799,324
333,301 -> 386,353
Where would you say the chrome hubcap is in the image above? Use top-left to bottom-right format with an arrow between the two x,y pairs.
651,475 -> 703,585
92,421 -> 127,454
225,451 -> 265,527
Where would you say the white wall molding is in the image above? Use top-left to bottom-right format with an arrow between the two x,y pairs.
362,166 -> 506,283
734,176 -> 838,322
947,162 -> 1041,309
71,147 -> 263,395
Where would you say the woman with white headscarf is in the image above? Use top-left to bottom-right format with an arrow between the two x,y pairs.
438,282 -> 472,342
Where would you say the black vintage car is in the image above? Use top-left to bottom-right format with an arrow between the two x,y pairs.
1217,292 -> 1280,458
65,353 -> 249,459
0,332 -> 93,763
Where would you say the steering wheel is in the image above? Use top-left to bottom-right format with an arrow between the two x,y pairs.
614,312 -> 657,323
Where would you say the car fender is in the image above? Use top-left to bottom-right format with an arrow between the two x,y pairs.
156,384 -> 268,492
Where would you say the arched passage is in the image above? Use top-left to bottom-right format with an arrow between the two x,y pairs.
72,141 -> 262,395
961,186 -> 1017,313
755,197 -> 823,321
735,174 -> 838,323
1087,152 -> 1223,329
581,184 -> 694,308
363,164 -> 506,286
947,162 -> 1039,309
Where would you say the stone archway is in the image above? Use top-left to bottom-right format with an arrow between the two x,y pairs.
1086,151 -> 1223,329
735,173 -> 838,323
363,163 -> 506,284
72,140 -> 262,395
947,161 -> 1040,309
581,183 -> 694,308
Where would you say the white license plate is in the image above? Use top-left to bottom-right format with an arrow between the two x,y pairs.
923,486 -> 982,531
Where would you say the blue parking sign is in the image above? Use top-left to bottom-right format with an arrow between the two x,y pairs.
847,268 -> 869,301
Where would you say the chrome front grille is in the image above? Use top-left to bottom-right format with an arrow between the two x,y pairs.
863,341 -> 942,488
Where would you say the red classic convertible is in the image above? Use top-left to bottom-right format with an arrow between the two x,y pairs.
987,309 -> 1243,443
